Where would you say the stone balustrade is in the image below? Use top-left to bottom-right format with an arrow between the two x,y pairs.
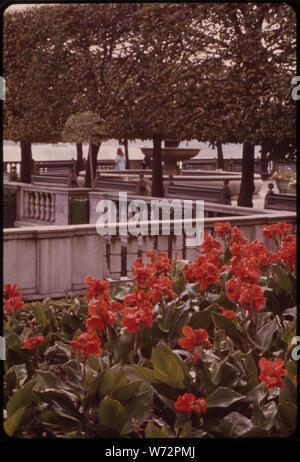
4,181 -> 90,227
4,210 -> 296,300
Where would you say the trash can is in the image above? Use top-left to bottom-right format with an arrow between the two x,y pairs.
69,198 -> 89,224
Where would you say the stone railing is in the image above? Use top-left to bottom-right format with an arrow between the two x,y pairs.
4,209 -> 296,300
4,181 -> 90,227
3,161 -> 22,175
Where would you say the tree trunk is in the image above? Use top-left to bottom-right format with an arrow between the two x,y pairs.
85,143 -> 100,188
237,142 -> 255,207
76,143 -> 84,174
151,135 -> 164,197
216,141 -> 224,170
124,138 -> 129,169
20,141 -> 32,183
261,142 -> 268,174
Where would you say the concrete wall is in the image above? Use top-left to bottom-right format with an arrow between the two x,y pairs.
4,210 -> 296,300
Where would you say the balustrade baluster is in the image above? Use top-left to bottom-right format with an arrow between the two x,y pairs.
45,194 -> 51,221
34,192 -> 40,219
29,193 -> 35,218
50,194 -> 55,222
40,193 -> 45,220
24,191 -> 30,218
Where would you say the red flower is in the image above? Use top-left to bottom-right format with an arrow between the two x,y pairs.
148,275 -> 175,303
86,298 -> 117,332
22,336 -> 44,351
4,283 -> 21,299
239,283 -> 265,313
219,306 -> 235,319
263,222 -> 292,239
231,226 -> 248,245
121,305 -> 154,333
184,256 -> 220,291
70,331 -> 102,361
232,257 -> 262,284
175,393 -> 206,416
133,257 -> 155,288
201,232 -> 222,256
214,221 -> 232,237
174,393 -> 194,413
278,234 -> 296,271
178,326 -> 210,351
226,277 -> 241,301
85,276 -> 109,300
258,357 -> 286,390
192,397 -> 207,416
110,301 -> 123,312
5,297 -> 24,315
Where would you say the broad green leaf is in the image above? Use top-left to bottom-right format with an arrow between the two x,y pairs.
98,396 -> 127,433
145,422 -> 170,438
172,274 -> 185,295
206,387 -> 245,408
4,406 -> 27,436
211,313 -> 245,349
124,365 -> 157,383
256,317 -> 277,353
276,400 -> 297,437
114,380 -> 142,404
7,379 -> 35,418
32,305 -> 48,327
122,383 -> 154,435
280,376 -> 297,406
151,344 -> 185,389
99,367 -> 127,398
220,412 -> 254,437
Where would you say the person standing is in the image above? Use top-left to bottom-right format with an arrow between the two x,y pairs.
115,148 -> 126,170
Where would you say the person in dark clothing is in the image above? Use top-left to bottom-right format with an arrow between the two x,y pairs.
136,174 -> 149,196
141,155 -> 152,169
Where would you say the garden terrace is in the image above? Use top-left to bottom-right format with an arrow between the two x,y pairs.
4,210 -> 296,301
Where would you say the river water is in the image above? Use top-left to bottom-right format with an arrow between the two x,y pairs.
3,140 -> 261,162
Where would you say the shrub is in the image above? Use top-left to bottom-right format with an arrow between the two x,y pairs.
3,222 -> 297,438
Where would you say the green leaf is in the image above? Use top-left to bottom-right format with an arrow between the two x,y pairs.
7,379 -> 35,418
115,331 -> 133,362
32,305 -> 48,327
280,376 -> 297,406
124,365 -> 157,383
211,312 -> 245,348
35,370 -> 66,390
172,274 -> 185,295
189,304 -> 218,330
99,367 -> 127,398
274,266 -> 293,292
212,359 -> 240,388
98,396 -> 127,433
122,382 -> 154,435
4,406 -> 28,436
206,387 -> 245,408
220,412 -> 254,437
243,426 -> 269,438
255,317 -> 277,353
276,400 -> 297,437
151,343 -> 185,389
34,389 -> 78,413
145,422 -> 170,438
114,380 -> 142,404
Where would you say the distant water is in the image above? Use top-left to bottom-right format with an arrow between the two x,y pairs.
3,140 -> 261,162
